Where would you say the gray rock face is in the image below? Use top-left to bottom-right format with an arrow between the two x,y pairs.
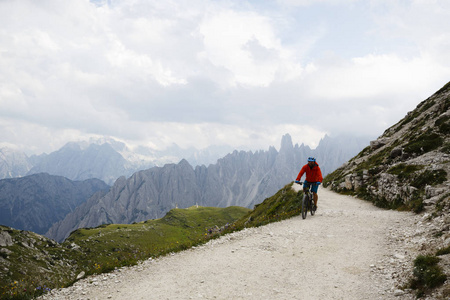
0,230 -> 13,247
0,173 -> 109,235
46,134 -> 370,242
327,81 -> 450,213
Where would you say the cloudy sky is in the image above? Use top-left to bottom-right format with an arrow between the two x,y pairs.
1,0 -> 449,155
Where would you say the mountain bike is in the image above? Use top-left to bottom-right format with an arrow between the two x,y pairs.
296,181 -> 317,219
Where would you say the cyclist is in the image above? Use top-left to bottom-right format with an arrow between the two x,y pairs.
295,157 -> 323,210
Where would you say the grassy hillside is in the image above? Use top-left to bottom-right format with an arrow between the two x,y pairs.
230,182 -> 303,230
0,206 -> 249,299
65,206 -> 250,275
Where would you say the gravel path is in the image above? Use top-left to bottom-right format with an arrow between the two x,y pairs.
42,187 -> 421,299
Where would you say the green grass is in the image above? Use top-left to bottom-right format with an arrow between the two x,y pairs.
435,193 -> 450,213
387,163 -> 424,180
435,115 -> 450,133
230,183 -> 303,230
442,142 -> 450,154
404,132 -> 444,154
355,145 -> 394,172
323,167 -> 346,188
411,169 -> 447,189
436,245 -> 450,256
65,206 -> 250,276
410,255 -> 447,297
407,190 -> 425,213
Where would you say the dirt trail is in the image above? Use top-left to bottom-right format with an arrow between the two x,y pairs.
42,187 -> 419,299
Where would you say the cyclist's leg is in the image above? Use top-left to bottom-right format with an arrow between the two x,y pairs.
311,184 -> 319,207
312,192 -> 318,207
302,181 -> 310,193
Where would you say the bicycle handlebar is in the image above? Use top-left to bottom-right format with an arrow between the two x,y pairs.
295,181 -> 320,186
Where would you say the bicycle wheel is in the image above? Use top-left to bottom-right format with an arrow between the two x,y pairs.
301,195 -> 308,219
310,198 -> 315,216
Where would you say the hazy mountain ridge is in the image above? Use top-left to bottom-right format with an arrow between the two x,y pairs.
27,143 -> 135,185
46,134 -> 370,242
0,173 -> 110,235
0,148 -> 32,179
0,140 -> 238,185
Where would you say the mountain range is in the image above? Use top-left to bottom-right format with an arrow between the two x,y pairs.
0,139 -> 235,185
44,133 -> 370,242
0,133 -> 371,242
0,135 -> 369,186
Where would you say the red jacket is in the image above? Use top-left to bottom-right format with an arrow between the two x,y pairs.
296,162 -> 323,183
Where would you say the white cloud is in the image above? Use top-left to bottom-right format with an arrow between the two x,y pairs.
120,121 -> 326,152
0,0 -> 450,156
302,53 -> 446,100
198,8 -> 303,87
277,0 -> 359,6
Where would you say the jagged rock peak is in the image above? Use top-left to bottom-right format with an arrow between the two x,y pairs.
280,134 -> 293,152
178,158 -> 192,168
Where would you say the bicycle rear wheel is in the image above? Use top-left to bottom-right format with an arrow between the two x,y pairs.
301,195 -> 308,219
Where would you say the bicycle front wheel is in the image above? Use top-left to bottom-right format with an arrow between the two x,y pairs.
301,195 -> 308,219
310,199 -> 315,216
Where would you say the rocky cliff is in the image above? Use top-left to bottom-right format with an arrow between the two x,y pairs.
324,81 -> 449,214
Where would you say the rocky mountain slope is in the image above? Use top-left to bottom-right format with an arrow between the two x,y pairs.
324,81 -> 449,213
0,225 -> 82,299
0,173 -> 109,235
46,134 -> 369,242
324,81 -> 450,297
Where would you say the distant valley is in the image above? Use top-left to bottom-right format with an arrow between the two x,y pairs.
0,174 -> 109,235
